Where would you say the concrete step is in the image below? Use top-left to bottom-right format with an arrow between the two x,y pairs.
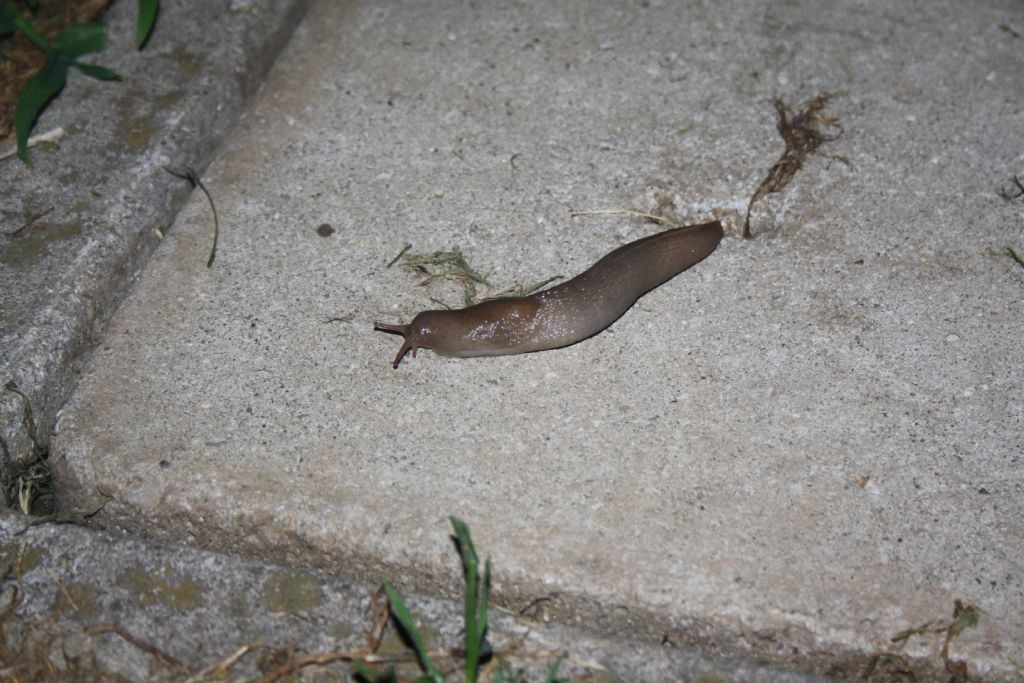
47,1 -> 1024,680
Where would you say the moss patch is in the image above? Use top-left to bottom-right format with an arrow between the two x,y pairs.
262,570 -> 324,614
117,564 -> 204,610
50,581 -> 101,619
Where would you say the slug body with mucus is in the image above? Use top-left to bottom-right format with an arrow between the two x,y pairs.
374,220 -> 723,368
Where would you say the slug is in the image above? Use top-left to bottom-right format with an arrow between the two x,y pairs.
374,220 -> 723,368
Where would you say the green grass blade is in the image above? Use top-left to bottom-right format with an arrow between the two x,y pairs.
51,22 -> 106,58
383,583 -> 444,683
451,517 -> 482,683
13,11 -> 48,49
15,54 -> 67,165
478,557 -> 491,643
544,655 -> 566,683
71,61 -> 121,81
137,0 -> 158,48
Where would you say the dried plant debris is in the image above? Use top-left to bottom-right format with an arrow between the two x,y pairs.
941,600 -> 981,683
744,93 -> 845,238
389,243 -> 565,309
2,381 -> 53,516
998,174 -> 1024,202
6,206 -> 53,238
395,245 -> 491,307
860,653 -> 917,683
164,165 -> 221,268
863,599 -> 981,683
570,208 -> 682,229
1007,247 -> 1024,270
484,275 -> 563,300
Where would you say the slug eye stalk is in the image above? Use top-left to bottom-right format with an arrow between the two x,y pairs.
373,322 -> 415,368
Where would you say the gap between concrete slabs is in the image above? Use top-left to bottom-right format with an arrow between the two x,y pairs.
0,511 -> 835,682
51,1 -> 1024,680
1,0 -> 312,474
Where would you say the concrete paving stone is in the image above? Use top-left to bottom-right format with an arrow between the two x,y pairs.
0,510 -> 834,682
49,1 -> 1023,680
0,0 -> 312,473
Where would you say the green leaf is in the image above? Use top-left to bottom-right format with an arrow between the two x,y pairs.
383,583 -> 444,683
71,61 -> 122,81
52,22 -> 107,59
13,12 -> 48,50
950,600 -> 980,637
15,54 -> 68,165
137,0 -> 158,48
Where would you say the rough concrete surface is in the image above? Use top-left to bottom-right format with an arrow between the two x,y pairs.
49,1 -> 1023,680
0,511 -> 833,682
0,0 -> 312,473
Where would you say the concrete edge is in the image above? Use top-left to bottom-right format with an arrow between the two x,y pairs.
0,0 -> 314,474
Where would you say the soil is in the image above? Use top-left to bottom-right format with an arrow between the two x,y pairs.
0,0 -> 112,140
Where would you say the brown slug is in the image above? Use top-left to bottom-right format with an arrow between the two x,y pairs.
374,220 -> 723,368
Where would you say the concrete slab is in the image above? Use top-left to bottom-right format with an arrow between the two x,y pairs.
51,1 -> 1023,680
0,511 -> 832,682
0,0 -> 311,471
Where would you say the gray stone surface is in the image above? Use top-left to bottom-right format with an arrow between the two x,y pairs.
0,511 -> 833,682
48,1 -> 1024,681
0,0 -> 312,472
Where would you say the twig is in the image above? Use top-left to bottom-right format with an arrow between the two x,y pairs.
247,642 -> 475,683
0,127 -> 65,162
365,585 -> 390,654
570,209 -> 680,228
13,496 -> 111,536
184,644 -> 260,683
429,296 -> 453,309
45,568 -> 79,613
164,165 -> 220,267
85,623 -> 185,669
386,243 -> 412,268
1007,247 -> 1024,270
7,207 -> 54,238
998,174 -> 1024,201
939,600 -> 980,683
516,593 -> 560,617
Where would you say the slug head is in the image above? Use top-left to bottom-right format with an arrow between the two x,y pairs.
374,310 -> 455,369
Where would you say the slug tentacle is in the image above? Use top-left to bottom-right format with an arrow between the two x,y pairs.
374,220 -> 723,368
372,322 -> 415,368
